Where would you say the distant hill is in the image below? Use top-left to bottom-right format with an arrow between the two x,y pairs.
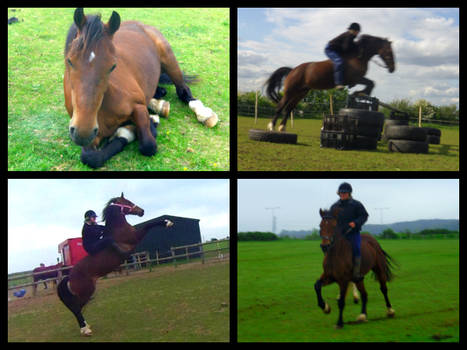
279,219 -> 459,238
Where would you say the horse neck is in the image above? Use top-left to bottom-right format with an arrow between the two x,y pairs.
325,231 -> 351,265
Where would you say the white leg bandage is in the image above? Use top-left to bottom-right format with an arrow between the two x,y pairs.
149,114 -> 160,125
148,99 -> 170,118
188,99 -> 219,128
111,125 -> 136,143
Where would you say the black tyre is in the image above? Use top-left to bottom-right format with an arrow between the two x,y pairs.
385,125 -> 427,142
427,135 -> 441,144
248,129 -> 298,144
385,119 -> 409,126
388,139 -> 429,153
421,127 -> 441,137
338,108 -> 385,127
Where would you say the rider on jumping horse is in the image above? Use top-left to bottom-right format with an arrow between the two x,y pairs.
324,22 -> 361,90
330,182 -> 368,282
82,210 -> 128,258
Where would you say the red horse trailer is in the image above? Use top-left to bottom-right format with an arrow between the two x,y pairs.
58,238 -> 88,266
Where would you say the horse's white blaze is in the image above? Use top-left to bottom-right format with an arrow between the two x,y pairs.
89,51 -> 96,63
188,99 -> 218,128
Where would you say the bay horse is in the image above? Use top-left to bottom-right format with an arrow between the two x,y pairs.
32,262 -> 63,292
57,193 -> 174,336
264,35 -> 395,132
314,208 -> 396,328
64,8 -> 218,168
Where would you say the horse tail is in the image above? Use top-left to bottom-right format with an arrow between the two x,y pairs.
264,67 -> 292,103
380,248 -> 398,282
159,72 -> 199,85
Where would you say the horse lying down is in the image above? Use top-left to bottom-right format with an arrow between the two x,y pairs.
64,8 -> 218,168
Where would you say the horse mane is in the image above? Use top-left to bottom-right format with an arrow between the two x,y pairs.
101,196 -> 121,222
64,14 -> 104,56
355,34 -> 389,58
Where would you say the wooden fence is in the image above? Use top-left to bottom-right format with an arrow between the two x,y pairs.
8,239 -> 229,297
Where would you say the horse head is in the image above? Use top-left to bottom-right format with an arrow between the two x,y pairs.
319,208 -> 340,252
65,8 -> 120,147
103,192 -> 145,220
378,38 -> 395,73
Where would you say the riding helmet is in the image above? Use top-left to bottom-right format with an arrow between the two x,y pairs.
337,182 -> 353,194
84,210 -> 98,220
348,23 -> 361,31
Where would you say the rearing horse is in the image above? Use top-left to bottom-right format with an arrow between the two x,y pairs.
314,208 -> 396,328
64,8 -> 218,168
264,35 -> 395,132
57,193 -> 174,336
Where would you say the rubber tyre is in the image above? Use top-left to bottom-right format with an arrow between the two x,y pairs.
385,126 -> 427,141
248,129 -> 298,144
427,135 -> 441,144
385,119 -> 409,126
388,139 -> 429,153
338,108 -> 385,127
421,127 -> 441,137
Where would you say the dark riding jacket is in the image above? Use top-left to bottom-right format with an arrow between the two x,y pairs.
82,223 -> 106,254
330,198 -> 369,234
327,31 -> 358,54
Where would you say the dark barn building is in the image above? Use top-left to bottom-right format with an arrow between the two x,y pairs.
134,215 -> 202,261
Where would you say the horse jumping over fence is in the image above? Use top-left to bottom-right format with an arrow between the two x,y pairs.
64,8 -> 218,168
57,193 -> 174,336
264,35 -> 395,132
314,208 -> 396,328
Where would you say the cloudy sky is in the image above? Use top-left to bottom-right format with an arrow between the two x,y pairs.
238,8 -> 459,107
8,179 -> 229,273
238,179 -> 459,233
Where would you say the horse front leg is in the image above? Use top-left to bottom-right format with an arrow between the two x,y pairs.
336,281 -> 349,328
353,77 -> 375,96
314,275 -> 333,314
132,104 -> 157,157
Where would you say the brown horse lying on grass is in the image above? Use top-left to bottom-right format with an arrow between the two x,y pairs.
64,8 -> 218,168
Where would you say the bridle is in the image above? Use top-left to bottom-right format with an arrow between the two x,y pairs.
109,202 -> 136,215
320,214 -> 352,252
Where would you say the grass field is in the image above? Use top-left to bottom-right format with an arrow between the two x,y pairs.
238,239 -> 459,342
8,261 -> 229,341
238,116 -> 459,171
8,8 -> 229,171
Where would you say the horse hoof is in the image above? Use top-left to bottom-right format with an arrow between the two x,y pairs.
267,122 -> 274,131
356,313 -> 367,322
387,308 -> 395,317
80,325 -> 92,336
203,113 -> 219,128
334,324 -> 343,329
323,303 -> 331,314
278,125 -> 286,132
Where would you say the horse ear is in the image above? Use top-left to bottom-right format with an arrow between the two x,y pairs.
74,8 -> 86,31
319,209 -> 324,218
106,11 -> 121,36
121,192 -> 124,198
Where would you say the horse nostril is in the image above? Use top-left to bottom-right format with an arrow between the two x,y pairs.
69,126 -> 76,137
93,127 -> 98,137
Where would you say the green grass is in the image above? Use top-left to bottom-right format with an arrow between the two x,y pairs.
238,239 -> 459,342
238,116 -> 459,171
8,8 -> 229,171
8,262 -> 229,341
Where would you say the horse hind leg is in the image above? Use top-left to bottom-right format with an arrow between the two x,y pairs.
354,280 -> 368,322
268,98 -> 287,131
278,89 -> 309,132
379,279 -> 395,317
57,277 -> 92,336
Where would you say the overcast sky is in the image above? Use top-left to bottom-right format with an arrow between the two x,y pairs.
238,179 -> 459,233
238,8 -> 459,107
8,179 -> 229,274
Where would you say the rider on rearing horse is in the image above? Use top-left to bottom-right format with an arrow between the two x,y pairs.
330,182 -> 369,282
325,22 -> 361,89
82,210 -> 128,258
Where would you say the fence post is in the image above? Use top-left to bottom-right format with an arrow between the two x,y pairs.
255,90 -> 258,125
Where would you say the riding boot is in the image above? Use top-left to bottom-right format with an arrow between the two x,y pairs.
352,256 -> 363,282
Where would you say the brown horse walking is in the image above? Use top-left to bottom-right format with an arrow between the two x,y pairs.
314,208 -> 396,328
57,193 -> 174,336
64,8 -> 218,168
264,35 -> 395,132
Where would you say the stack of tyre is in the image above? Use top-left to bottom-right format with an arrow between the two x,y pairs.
421,127 -> 442,145
320,108 -> 385,150
386,125 -> 429,154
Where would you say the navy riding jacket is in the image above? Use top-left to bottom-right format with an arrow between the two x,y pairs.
82,223 -> 106,253
330,198 -> 369,235
327,31 -> 358,54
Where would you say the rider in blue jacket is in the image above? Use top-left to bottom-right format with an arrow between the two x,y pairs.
330,182 -> 368,282
325,23 -> 361,89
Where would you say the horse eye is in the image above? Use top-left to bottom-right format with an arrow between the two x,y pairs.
67,58 -> 73,68
109,64 -> 117,73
